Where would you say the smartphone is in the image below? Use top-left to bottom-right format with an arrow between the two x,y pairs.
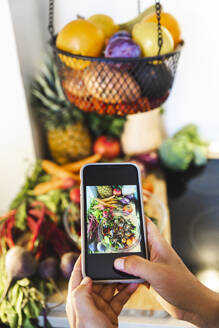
80,163 -> 148,283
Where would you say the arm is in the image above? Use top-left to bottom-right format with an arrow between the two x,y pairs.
114,218 -> 219,328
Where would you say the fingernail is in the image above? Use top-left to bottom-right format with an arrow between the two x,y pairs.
81,276 -> 90,286
114,258 -> 125,271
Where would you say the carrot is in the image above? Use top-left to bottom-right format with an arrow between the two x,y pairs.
42,160 -> 75,179
62,153 -> 102,173
33,180 -> 64,196
142,179 -> 154,193
96,198 -> 117,208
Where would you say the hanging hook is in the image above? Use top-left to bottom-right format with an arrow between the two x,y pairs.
155,0 -> 163,55
137,0 -> 141,15
48,0 -> 54,38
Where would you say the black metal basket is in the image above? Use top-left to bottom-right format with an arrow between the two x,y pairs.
49,0 -> 183,116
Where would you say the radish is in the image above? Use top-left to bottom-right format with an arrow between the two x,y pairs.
38,257 -> 64,308
0,246 -> 37,303
38,257 -> 58,280
60,252 -> 79,279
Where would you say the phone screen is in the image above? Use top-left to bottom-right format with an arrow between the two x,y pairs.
81,163 -> 148,281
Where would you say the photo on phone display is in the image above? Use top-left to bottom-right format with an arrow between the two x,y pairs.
86,185 -> 141,254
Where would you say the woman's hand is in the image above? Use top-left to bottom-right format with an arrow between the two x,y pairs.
66,256 -> 138,328
114,218 -> 219,328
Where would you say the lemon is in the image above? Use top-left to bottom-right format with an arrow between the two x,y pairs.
88,14 -> 119,40
132,22 -> 174,57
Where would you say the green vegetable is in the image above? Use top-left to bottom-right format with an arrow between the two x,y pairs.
159,124 -> 209,171
86,113 -> 126,138
0,254 -> 48,328
10,161 -> 43,210
37,189 -> 69,216
15,202 -> 27,231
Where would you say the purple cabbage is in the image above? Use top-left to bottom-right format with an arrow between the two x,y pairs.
109,30 -> 131,43
104,37 -> 141,59
126,194 -> 134,201
135,151 -> 159,166
120,197 -> 130,205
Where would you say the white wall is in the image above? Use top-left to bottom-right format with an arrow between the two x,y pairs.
0,0 -> 36,212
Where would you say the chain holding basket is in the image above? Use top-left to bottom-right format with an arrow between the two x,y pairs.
49,0 -> 183,116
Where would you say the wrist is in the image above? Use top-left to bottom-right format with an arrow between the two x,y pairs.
194,287 -> 219,328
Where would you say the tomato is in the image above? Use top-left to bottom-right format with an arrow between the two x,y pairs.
142,12 -> 181,47
69,188 -> 80,204
113,188 -> 122,196
93,136 -> 121,159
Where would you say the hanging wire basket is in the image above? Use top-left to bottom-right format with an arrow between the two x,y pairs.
49,0 -> 183,116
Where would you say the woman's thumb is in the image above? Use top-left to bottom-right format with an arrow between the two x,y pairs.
114,255 -> 158,283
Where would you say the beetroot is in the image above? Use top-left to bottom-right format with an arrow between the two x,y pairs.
0,246 -> 37,303
60,252 -> 79,279
38,257 -> 58,280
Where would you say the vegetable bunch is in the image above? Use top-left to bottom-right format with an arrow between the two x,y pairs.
159,124 -> 209,171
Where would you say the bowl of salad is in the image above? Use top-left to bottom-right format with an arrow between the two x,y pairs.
99,215 -> 141,252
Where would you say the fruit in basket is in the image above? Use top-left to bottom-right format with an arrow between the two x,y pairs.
134,63 -> 173,99
104,37 -> 141,58
142,12 -> 181,47
109,30 -> 131,42
93,135 -> 121,159
32,57 -> 92,164
132,22 -> 174,56
119,4 -> 157,32
88,14 -> 119,40
56,19 -> 105,69
62,69 -> 88,98
83,63 -> 141,103
97,185 -> 113,198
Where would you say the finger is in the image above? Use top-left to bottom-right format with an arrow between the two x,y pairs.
99,283 -> 117,302
68,256 -> 82,295
72,277 -> 94,313
116,284 -> 126,292
93,284 -> 104,295
111,283 -> 138,315
146,217 -> 173,261
92,293 -> 118,325
114,255 -> 158,283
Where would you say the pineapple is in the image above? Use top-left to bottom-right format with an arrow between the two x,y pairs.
32,56 -> 92,164
97,186 -> 113,198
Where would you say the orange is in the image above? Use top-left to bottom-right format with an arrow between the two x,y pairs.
56,19 -> 105,69
142,12 -> 181,47
88,14 -> 119,39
